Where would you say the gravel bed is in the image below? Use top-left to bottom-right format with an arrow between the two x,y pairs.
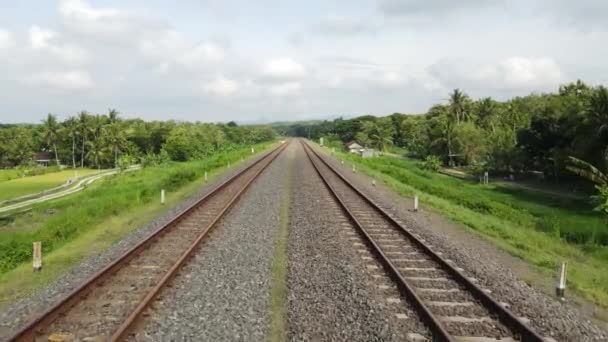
314,144 -> 608,341
128,143 -> 291,341
288,142 -> 428,341
0,152 -> 271,340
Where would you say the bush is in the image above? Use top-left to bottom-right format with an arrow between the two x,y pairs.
422,155 -> 442,172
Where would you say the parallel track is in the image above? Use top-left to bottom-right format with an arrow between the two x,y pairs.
301,140 -> 545,342
8,142 -> 288,342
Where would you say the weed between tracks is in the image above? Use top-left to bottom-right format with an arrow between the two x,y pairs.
316,143 -> 608,308
269,149 -> 292,342
0,142 -> 275,308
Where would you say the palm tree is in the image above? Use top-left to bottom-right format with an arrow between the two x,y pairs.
361,121 -> 394,152
63,117 -> 79,168
88,115 -> 106,168
105,110 -> 125,168
449,89 -> 469,125
567,156 -> 608,187
589,86 -> 608,159
78,111 -> 89,168
567,156 -> 608,220
42,113 -> 61,166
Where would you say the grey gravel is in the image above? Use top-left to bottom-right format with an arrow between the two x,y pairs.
314,144 -> 608,342
129,143 -> 291,341
287,142 -> 428,341
0,152 -> 270,340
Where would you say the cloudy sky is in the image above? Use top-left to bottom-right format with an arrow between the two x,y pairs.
1,0 -> 607,123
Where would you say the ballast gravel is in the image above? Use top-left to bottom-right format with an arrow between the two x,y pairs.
129,143 -> 292,341
287,142 -> 428,341
313,144 -> 608,342
0,151 -> 273,340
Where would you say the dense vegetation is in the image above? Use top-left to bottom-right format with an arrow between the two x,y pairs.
325,147 -> 608,305
0,110 -> 276,169
283,80 -> 608,225
0,142 -> 274,274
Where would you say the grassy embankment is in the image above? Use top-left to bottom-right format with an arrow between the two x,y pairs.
0,169 -> 99,201
0,142 -> 275,307
322,144 -> 608,307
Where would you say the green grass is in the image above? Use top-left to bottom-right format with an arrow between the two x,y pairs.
325,146 -> 608,307
0,169 -> 98,201
268,151 -> 292,342
0,170 -> 21,182
0,142 -> 275,306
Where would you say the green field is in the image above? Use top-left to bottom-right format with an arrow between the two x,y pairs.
0,169 -> 98,201
0,170 -> 21,182
0,142 -> 275,306
326,146 -> 608,307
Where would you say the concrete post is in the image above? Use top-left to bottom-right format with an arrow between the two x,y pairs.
204,171 -> 208,182
161,189 -> 165,204
556,262 -> 567,299
414,195 -> 419,212
33,241 -> 42,272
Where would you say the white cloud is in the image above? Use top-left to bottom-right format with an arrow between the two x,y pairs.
204,75 -> 239,96
178,42 -> 225,68
429,56 -> 565,93
269,82 -> 301,96
499,57 -> 564,88
59,0 -> 166,38
22,70 -> 94,90
28,25 -> 87,64
263,58 -> 306,80
0,29 -> 15,49
29,26 -> 55,49
316,16 -> 379,36
378,0 -> 498,16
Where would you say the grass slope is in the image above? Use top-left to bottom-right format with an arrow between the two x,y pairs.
0,142 -> 274,306
0,169 -> 98,201
328,146 -> 608,307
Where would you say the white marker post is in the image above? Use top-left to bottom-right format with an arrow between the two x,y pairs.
251,147 -> 255,154
372,179 -> 376,187
352,164 -> 357,173
161,189 -> 165,204
228,162 -> 231,168
33,241 -> 42,272
204,171 -> 208,182
556,262 -> 567,299
320,137 -> 324,146
341,160 -> 344,165
414,195 -> 419,212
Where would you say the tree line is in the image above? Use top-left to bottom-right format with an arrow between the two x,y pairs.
0,110 -> 276,169
282,80 -> 608,179
280,81 -> 608,217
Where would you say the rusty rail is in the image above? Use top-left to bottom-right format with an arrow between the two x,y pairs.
301,140 -> 544,342
8,141 -> 288,341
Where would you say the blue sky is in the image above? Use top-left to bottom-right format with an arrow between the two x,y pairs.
1,0 -> 607,123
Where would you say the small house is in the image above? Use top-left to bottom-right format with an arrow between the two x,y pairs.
34,152 -> 54,167
345,141 -> 363,153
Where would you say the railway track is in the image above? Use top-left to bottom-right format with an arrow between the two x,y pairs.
7,142 -> 288,342
301,140 -> 547,342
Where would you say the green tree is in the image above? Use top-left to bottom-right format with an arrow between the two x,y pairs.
42,113 -> 61,165
449,88 -> 470,125
567,156 -> 608,221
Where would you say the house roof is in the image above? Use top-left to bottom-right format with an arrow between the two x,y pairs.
345,141 -> 363,148
34,152 -> 54,161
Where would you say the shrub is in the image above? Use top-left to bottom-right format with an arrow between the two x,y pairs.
422,155 -> 442,172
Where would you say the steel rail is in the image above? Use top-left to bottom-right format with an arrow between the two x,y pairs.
8,142 -> 288,342
301,140 -> 545,342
